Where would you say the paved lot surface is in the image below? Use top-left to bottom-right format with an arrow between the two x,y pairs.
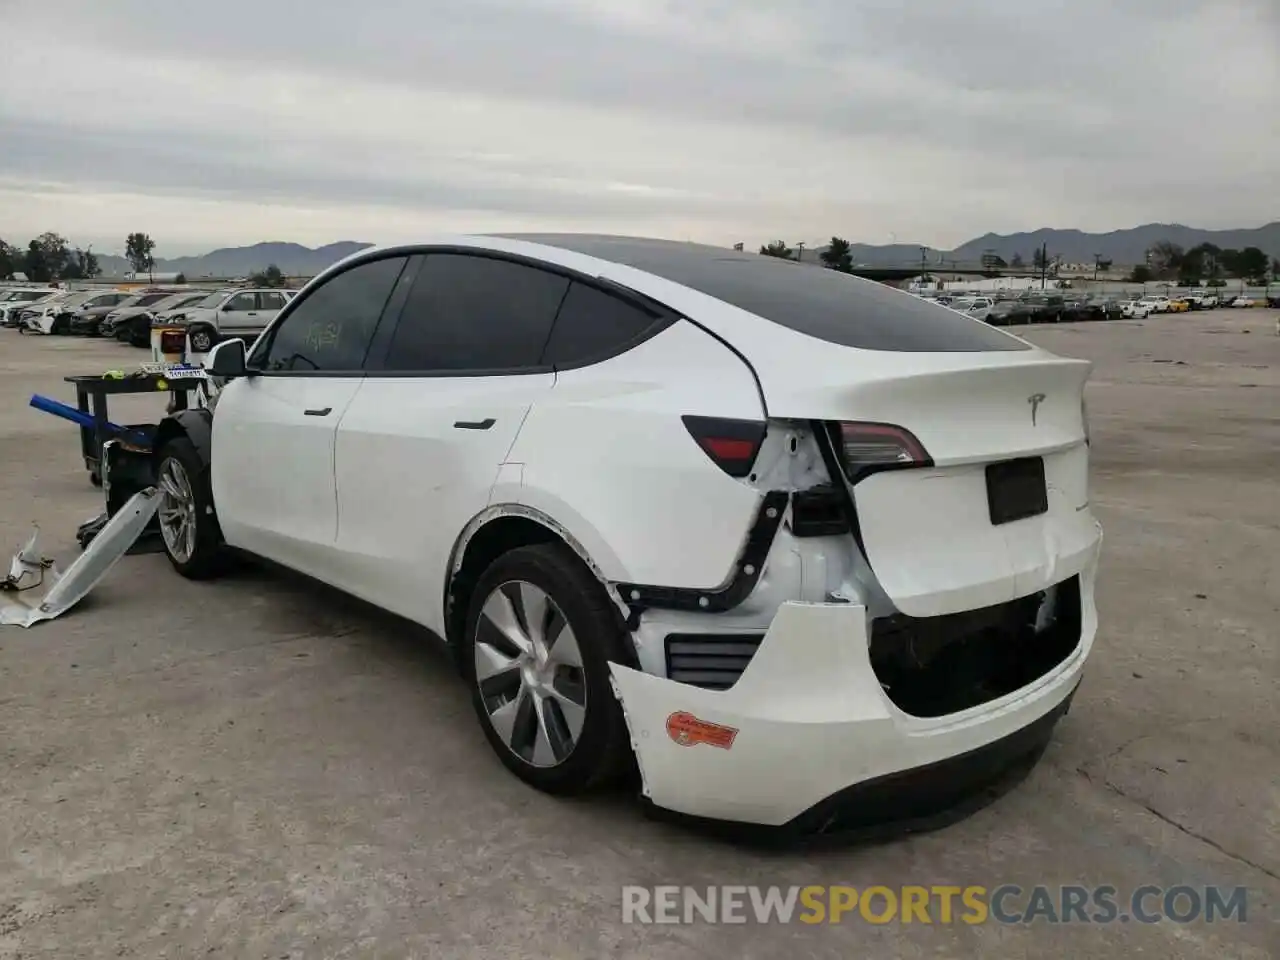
1,312 -> 1277,959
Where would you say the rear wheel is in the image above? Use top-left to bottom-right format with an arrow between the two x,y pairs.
155,437 -> 225,579
462,543 -> 633,794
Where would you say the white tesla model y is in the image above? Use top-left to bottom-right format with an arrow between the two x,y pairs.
152,235 -> 1101,836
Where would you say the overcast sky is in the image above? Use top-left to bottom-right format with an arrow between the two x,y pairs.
1,0 -> 1277,256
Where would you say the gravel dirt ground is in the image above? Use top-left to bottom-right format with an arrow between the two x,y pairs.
1,311 -> 1277,959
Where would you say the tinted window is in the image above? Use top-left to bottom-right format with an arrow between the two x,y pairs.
504,235 -> 1028,353
225,292 -> 256,311
259,291 -> 287,310
253,256 -> 406,372
383,254 -> 568,372
541,282 -> 662,367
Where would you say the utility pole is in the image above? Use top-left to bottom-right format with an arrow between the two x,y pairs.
920,246 -> 928,282
1040,241 -> 1048,289
1093,253 -> 1101,281
796,242 -> 805,262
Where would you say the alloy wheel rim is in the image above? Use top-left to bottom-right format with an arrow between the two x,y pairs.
157,458 -> 197,563
473,581 -> 587,768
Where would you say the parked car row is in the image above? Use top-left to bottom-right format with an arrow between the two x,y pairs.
914,287 -> 1276,327
929,292 -> 1126,326
0,284 -> 296,349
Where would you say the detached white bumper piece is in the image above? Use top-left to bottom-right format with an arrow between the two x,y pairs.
1,489 -> 161,627
609,551 -> 1098,835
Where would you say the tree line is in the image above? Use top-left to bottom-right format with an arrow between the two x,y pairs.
0,231 -> 161,283
758,235 -> 1278,285
759,237 -> 857,272
1129,241 -> 1276,286
0,232 -> 101,282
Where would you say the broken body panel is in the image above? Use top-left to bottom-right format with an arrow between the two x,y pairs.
1,489 -> 161,627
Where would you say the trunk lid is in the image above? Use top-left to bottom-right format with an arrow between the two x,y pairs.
748,338 -> 1099,618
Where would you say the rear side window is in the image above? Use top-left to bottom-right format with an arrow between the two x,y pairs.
251,256 -> 406,372
382,254 -> 569,372
540,282 -> 663,367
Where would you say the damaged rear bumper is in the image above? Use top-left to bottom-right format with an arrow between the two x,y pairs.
608,550 -> 1098,834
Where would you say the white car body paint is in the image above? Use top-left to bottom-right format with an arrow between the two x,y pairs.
212,374 -> 365,577
506,320 -> 765,590
326,371 -> 555,627
195,234 -> 1102,827
610,550 -> 1097,826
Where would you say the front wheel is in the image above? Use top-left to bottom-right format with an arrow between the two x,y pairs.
462,543 -> 633,795
155,437 -> 225,579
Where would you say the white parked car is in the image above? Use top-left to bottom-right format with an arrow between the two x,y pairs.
148,236 -> 1101,833
1198,292 -> 1220,309
1120,300 -> 1151,319
1,288 -> 60,327
21,289 -> 128,335
1229,295 -> 1256,308
963,297 -> 996,321
1139,296 -> 1170,314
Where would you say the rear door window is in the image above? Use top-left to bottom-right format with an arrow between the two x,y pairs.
540,281 -> 665,368
380,254 -> 569,373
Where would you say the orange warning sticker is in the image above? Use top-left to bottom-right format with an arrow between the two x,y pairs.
665,711 -> 738,750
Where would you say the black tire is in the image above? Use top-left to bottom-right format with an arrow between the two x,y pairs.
189,326 -> 215,353
154,437 -> 225,579
461,543 -> 633,795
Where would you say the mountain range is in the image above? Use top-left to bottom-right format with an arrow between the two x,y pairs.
808,222 -> 1280,267
90,222 -> 1279,277
93,241 -> 373,278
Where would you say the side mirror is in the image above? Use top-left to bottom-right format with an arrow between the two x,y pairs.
206,337 -> 247,378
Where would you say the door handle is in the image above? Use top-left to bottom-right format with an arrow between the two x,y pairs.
304,407 -> 333,417
453,418 -> 496,430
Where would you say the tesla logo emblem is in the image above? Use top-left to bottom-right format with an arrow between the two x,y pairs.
666,712 -> 738,750
1027,393 -> 1047,426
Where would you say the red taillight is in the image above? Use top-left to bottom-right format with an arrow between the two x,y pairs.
682,416 -> 766,478
830,421 -> 931,483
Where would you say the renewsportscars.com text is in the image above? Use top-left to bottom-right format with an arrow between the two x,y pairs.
621,884 -> 1249,925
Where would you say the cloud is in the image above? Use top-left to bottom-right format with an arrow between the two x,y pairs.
0,0 -> 1275,255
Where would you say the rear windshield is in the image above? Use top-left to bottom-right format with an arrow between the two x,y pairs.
507,235 -> 1027,353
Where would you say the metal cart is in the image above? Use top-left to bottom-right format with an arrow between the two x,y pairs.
64,373 -> 202,486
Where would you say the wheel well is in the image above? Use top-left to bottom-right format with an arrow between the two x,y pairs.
446,517 -> 559,646
151,418 -> 186,464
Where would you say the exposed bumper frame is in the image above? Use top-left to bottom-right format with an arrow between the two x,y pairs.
608,545 -> 1097,833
